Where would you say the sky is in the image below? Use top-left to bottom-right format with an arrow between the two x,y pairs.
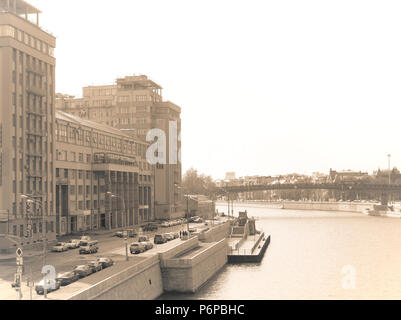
29,0 -> 401,179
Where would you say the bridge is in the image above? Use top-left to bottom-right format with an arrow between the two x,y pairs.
217,183 -> 401,205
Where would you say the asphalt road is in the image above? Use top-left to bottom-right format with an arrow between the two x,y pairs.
0,221 -> 206,300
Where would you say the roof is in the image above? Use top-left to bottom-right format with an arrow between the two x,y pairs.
16,0 -> 40,14
56,110 -> 135,140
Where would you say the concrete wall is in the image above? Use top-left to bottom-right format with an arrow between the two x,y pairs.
197,221 -> 231,243
161,238 -> 228,293
282,201 -> 374,213
68,256 -> 163,300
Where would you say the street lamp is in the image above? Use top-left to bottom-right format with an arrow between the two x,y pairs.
174,184 -> 189,233
20,194 -> 47,297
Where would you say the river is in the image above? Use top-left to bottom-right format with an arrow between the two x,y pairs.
161,203 -> 401,300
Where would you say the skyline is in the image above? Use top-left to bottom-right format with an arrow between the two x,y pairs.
29,0 -> 401,179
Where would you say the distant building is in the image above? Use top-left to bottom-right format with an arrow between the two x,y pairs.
225,172 -> 236,181
328,169 -> 368,183
184,195 -> 215,220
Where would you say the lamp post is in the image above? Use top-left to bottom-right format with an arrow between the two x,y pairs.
20,194 -> 46,297
174,184 -> 189,233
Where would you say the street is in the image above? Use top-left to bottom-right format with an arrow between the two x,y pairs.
0,221 -> 207,300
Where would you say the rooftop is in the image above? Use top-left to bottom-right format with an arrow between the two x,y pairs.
56,110 -> 135,140
0,0 -> 40,14
117,75 -> 163,90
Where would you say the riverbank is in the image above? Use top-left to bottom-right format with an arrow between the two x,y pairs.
216,200 -> 376,213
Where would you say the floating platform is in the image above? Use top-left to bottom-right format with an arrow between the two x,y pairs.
227,233 -> 271,263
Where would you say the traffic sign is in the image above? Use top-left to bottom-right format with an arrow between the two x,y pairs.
16,248 -> 23,257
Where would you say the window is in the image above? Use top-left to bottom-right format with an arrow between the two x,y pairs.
0,25 -> 15,38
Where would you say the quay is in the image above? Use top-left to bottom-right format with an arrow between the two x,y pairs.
226,211 -> 270,263
13,214 -> 269,300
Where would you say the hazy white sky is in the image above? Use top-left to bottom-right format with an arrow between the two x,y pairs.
30,0 -> 401,179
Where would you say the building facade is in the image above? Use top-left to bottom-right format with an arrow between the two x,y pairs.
185,195 -> 215,220
55,111 -> 153,235
0,0 -> 57,250
56,75 -> 183,220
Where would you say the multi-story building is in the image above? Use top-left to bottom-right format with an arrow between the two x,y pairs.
56,75 -> 183,220
55,111 -> 153,235
0,0 -> 57,251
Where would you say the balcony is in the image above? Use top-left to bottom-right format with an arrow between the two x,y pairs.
26,65 -> 46,76
0,210 -> 9,222
26,84 -> 46,96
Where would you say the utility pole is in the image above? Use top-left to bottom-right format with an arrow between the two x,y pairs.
125,236 -> 129,261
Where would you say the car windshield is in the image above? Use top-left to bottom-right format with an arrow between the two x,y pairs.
75,266 -> 86,270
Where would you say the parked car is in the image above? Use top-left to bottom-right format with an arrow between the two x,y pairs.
87,260 -> 103,273
65,239 -> 80,249
138,235 -> 150,242
142,223 -> 158,232
35,279 -> 61,295
154,234 -> 167,244
79,241 -> 98,254
164,233 -> 174,241
140,241 -> 154,250
52,242 -> 69,252
96,257 -> 114,269
114,229 -> 137,238
130,242 -> 146,254
79,236 -> 92,246
73,265 -> 92,278
171,232 -> 180,239
160,221 -> 170,228
113,231 -> 124,238
56,271 -> 79,286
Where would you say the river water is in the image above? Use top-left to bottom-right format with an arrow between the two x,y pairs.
161,204 -> 401,300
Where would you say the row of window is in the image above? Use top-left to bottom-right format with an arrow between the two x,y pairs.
12,221 -> 54,237
0,25 -> 55,57
55,123 -> 144,155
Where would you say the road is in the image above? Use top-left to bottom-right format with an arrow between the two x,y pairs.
0,221 -> 205,300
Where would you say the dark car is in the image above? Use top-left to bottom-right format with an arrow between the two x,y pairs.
56,271 -> 79,286
87,261 -> 103,273
73,265 -> 92,278
96,257 -> 114,269
35,279 -> 61,295
154,234 -> 167,244
143,223 -> 158,232
113,231 -> 124,238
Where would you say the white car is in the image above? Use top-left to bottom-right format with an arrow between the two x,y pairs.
52,242 -> 69,252
140,241 -> 154,250
66,239 -> 80,249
